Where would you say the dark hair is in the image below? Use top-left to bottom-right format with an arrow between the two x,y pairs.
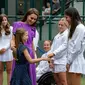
65,7 -> 81,38
0,14 -> 10,37
22,8 -> 39,26
15,28 -> 26,48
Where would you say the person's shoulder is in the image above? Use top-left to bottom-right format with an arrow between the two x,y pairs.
54,33 -> 59,38
63,29 -> 69,35
19,43 -> 27,49
18,44 -> 27,52
13,21 -> 23,25
76,23 -> 85,32
36,30 -> 39,36
10,26 -> 13,30
41,53 -> 47,58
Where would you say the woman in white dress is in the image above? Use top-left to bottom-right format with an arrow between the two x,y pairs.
64,7 -> 85,85
47,18 -> 69,85
36,40 -> 51,81
0,14 -> 13,85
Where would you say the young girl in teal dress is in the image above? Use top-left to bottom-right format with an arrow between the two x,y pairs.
10,28 -> 50,85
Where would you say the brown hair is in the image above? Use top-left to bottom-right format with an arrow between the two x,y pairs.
44,40 -> 52,46
15,28 -> 26,48
22,8 -> 39,26
0,14 -> 10,36
65,7 -> 81,38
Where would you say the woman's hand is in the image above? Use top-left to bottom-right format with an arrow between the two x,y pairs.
48,53 -> 55,58
66,64 -> 70,71
10,35 -> 16,50
11,46 -> 16,52
49,62 -> 54,68
0,48 -> 6,54
49,59 -> 54,68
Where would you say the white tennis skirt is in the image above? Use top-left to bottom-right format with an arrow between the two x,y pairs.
53,64 -> 66,73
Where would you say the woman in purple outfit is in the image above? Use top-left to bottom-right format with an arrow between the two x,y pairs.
11,8 -> 39,85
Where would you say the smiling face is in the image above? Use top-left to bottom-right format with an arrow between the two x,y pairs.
58,20 -> 67,33
43,40 -> 51,52
26,13 -> 38,25
1,16 -> 8,27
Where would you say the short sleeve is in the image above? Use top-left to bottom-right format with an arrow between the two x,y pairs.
12,22 -> 18,33
20,44 -> 27,52
10,26 -> 13,39
19,44 -> 30,54
12,21 -> 24,33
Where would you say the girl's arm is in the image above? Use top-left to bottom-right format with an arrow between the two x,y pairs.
23,49 -> 50,63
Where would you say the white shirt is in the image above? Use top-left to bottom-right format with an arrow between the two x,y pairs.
49,29 -> 68,65
36,53 -> 51,80
0,26 -> 13,61
67,23 -> 85,74
67,23 -> 85,64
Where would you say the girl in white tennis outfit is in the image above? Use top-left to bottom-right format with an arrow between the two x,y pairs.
47,18 -> 69,85
0,14 -> 13,85
65,7 -> 85,85
36,40 -> 51,81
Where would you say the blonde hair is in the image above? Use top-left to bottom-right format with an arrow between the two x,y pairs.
60,17 -> 69,28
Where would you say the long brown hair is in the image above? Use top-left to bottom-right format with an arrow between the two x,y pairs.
0,14 -> 10,37
22,8 -> 39,26
65,7 -> 81,38
15,28 -> 26,48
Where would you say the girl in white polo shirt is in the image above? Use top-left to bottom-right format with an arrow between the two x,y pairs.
47,17 -> 69,85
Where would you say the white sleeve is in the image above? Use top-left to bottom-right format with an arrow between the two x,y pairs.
67,25 -> 85,64
53,34 -> 68,59
5,26 -> 13,50
33,30 -> 39,51
50,37 -> 56,52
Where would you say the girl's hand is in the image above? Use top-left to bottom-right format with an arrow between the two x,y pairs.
42,57 -> 51,61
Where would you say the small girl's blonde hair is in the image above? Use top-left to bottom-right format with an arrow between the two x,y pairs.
60,17 -> 69,28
